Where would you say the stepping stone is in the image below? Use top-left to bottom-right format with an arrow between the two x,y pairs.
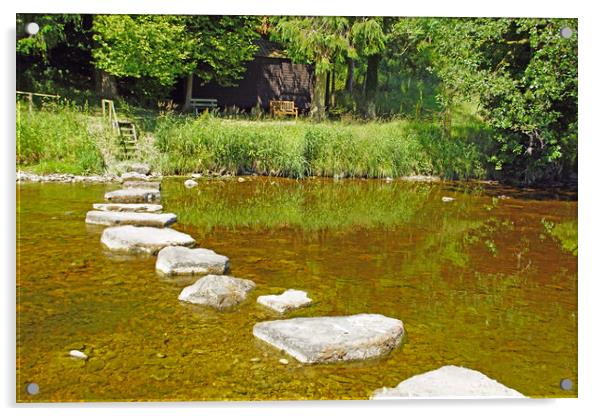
104,188 -> 160,203
127,163 -> 151,175
371,365 -> 525,398
253,314 -> 404,364
101,225 -> 195,254
156,246 -> 229,276
115,162 -> 151,175
178,275 -> 256,310
257,289 -> 312,313
93,203 -> 163,213
122,181 -> 161,190
121,172 -> 152,181
86,211 -> 177,227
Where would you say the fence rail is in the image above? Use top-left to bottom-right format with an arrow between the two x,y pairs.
16,91 -> 62,112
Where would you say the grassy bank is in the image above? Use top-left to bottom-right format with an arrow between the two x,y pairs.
16,103 -> 109,175
17,105 -> 494,179
155,112 -> 492,179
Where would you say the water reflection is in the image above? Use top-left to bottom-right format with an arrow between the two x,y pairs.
17,178 -> 577,401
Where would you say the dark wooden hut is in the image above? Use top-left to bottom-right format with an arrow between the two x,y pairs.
190,39 -> 314,113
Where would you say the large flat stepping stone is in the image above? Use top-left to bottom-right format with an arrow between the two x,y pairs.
101,225 -> 195,254
105,188 -> 160,203
86,211 -> 177,227
126,163 -> 151,175
253,314 -> 404,364
156,246 -> 229,276
122,181 -> 161,190
371,366 -> 525,398
93,203 -> 163,213
178,275 -> 256,310
120,172 -> 153,181
257,289 -> 312,313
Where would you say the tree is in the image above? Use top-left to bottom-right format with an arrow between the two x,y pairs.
425,18 -> 578,183
92,15 -> 260,107
350,17 -> 388,118
181,16 -> 261,111
271,17 -> 350,120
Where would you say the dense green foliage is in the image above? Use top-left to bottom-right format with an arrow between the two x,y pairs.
92,15 -> 260,88
423,18 -> 578,183
16,14 -> 577,184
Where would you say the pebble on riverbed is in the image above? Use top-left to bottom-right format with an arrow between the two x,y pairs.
17,172 -> 119,183
184,179 -> 198,188
69,350 -> 88,360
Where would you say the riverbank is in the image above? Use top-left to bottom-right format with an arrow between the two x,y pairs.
16,106 -> 493,180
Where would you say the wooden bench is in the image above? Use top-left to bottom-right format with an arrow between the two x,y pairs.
269,100 -> 298,118
190,98 -> 218,115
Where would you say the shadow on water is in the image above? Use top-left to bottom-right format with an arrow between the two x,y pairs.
16,177 -> 577,401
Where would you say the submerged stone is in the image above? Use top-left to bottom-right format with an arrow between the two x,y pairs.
86,211 -> 177,228
101,225 -> 195,254
257,289 -> 312,313
92,203 -> 163,213
371,365 -> 525,398
122,181 -> 161,190
69,350 -> 88,360
156,246 -> 229,276
253,313 -> 404,364
178,275 -> 256,310
184,179 -> 198,188
104,188 -> 160,203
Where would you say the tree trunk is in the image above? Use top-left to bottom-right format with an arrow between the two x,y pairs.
345,58 -> 354,93
363,54 -> 380,118
310,71 -> 327,121
330,67 -> 336,108
183,73 -> 194,112
95,69 -> 118,99
324,70 -> 331,113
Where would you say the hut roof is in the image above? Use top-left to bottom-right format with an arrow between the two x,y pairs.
255,38 -> 287,59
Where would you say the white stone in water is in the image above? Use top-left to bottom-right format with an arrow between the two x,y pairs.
104,188 -> 160,203
122,181 -> 161,190
184,179 -> 198,188
69,350 -> 88,360
442,196 -> 455,202
101,225 -> 195,255
257,289 -> 312,313
178,275 -> 256,310
156,246 -> 229,276
253,314 -> 404,364
86,211 -> 177,228
371,365 -> 525,398
191,173 -> 202,179
121,171 -> 151,181
93,203 -> 163,213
